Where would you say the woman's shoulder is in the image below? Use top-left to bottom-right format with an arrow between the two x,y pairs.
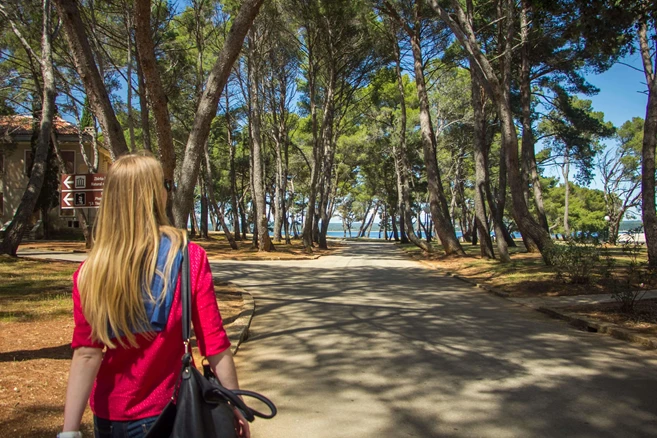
187,241 -> 209,261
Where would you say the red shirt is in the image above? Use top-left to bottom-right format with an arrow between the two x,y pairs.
71,242 -> 231,421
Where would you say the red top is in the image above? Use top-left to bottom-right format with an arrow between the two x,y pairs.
71,242 -> 231,421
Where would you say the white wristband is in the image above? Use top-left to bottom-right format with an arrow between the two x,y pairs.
57,432 -> 82,438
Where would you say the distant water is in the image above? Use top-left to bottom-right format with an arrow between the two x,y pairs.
247,220 -> 645,241
325,230 -> 461,240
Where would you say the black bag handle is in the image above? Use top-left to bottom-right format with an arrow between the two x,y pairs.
182,244 -> 191,346
180,243 -> 276,422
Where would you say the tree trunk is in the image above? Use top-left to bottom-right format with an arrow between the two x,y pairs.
203,145 -> 237,249
470,66 -> 496,259
358,201 -> 373,238
519,0 -> 549,232
125,11 -> 135,152
366,204 -> 379,238
409,23 -> 464,256
399,212 -> 408,243
1,0 -> 56,256
392,213 -> 399,241
563,150 -> 571,237
51,133 -> 93,249
302,28 -> 321,251
134,0 -> 177,215
134,44 -> 151,151
189,207 -> 198,238
224,90 -> 241,240
172,0 -> 264,229
639,22 -> 657,266
200,181 -> 209,239
317,78 -> 336,250
248,36 -> 274,252
428,0 -> 552,260
53,0 -> 129,159
391,35 -> 429,251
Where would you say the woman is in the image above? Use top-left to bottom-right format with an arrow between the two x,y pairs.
59,154 -> 249,438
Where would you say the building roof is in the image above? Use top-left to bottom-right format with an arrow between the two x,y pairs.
0,115 -> 85,138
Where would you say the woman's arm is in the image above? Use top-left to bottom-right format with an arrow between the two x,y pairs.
62,347 -> 103,432
208,349 -> 250,438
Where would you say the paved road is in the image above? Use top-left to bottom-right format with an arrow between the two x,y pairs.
213,241 -> 657,438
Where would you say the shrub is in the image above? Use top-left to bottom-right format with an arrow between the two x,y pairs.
611,238 -> 651,313
545,240 -> 600,284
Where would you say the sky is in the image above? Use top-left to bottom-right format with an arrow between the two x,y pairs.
537,52 -> 648,191
580,53 -> 648,129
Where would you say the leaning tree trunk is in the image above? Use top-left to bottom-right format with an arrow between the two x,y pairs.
173,0 -> 265,229
225,89 -> 241,240
134,0 -> 177,214
358,201 -> 373,238
639,22 -> 657,267
318,78 -> 336,250
203,144 -> 238,249
1,0 -> 56,256
519,0 -> 549,232
409,25 -> 464,256
53,0 -> 129,159
125,10 -> 135,152
470,66 -> 496,260
392,33 -> 429,251
428,0 -> 552,261
135,44 -> 151,151
248,36 -> 274,252
301,31 -> 321,251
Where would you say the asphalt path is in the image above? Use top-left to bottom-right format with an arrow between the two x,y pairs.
212,241 -> 657,438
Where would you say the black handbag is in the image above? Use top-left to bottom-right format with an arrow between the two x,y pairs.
146,244 -> 276,437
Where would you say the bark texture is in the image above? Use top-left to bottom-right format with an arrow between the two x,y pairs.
428,0 -> 552,260
393,35 -> 430,252
134,0 -> 177,201
1,0 -> 57,256
639,22 -> 657,266
409,24 -> 464,256
173,0 -> 265,229
53,0 -> 129,159
470,67 -> 496,259
248,36 -> 274,252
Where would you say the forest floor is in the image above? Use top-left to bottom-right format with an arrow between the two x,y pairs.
401,241 -> 657,340
0,255 -> 244,437
19,232 -> 343,261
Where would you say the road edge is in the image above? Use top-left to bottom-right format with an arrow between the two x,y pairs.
223,282 -> 255,356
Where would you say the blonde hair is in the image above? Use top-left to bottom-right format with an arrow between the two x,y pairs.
78,153 -> 186,348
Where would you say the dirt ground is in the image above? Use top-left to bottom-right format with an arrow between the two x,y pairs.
405,242 -> 657,345
0,282 -> 244,437
563,298 -> 657,336
19,234 -> 343,261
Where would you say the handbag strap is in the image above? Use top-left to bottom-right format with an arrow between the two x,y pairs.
181,243 -> 192,358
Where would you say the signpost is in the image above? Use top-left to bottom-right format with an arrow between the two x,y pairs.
60,173 -> 105,209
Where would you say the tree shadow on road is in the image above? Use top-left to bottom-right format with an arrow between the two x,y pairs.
214,244 -> 657,438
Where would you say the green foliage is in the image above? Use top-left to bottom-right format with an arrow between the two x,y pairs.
605,233 -> 654,312
545,241 -> 601,284
539,94 -> 615,185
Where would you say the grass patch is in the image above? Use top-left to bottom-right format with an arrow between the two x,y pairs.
0,257 -> 78,322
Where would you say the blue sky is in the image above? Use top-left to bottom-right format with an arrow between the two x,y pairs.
581,53 -> 648,128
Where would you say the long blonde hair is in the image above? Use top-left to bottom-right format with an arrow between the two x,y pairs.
78,153 -> 186,348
